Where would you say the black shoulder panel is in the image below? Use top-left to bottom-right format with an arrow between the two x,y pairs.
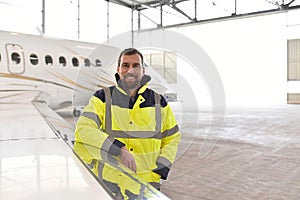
160,94 -> 168,108
140,89 -> 168,108
93,86 -> 116,103
93,89 -> 105,102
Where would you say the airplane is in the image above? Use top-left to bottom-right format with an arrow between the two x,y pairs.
0,30 -> 171,200
0,30 -> 171,116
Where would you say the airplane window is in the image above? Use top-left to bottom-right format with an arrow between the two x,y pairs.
72,57 -> 79,67
95,59 -> 102,67
11,52 -> 21,64
59,56 -> 67,67
84,58 -> 91,67
0,53 -> 1,62
30,54 -> 39,65
45,55 -> 53,66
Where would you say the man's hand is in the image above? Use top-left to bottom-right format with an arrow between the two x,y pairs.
119,146 -> 136,173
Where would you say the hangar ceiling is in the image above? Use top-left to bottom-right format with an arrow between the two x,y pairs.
109,0 -> 189,10
1,0 -> 300,37
106,0 -> 300,30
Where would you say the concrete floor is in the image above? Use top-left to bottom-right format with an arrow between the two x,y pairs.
61,105 -> 300,200
160,105 -> 300,200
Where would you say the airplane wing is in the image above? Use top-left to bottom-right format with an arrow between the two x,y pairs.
0,91 -> 114,200
0,91 -> 170,200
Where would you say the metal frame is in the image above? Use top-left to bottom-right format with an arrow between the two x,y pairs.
105,0 -> 299,31
37,0 -> 300,40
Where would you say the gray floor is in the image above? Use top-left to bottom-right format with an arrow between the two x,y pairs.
60,105 -> 300,200
161,105 -> 300,200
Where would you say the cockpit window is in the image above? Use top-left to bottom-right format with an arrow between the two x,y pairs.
72,57 -> 79,67
11,52 -> 21,64
59,56 -> 67,67
84,58 -> 91,67
45,55 -> 53,66
95,59 -> 102,67
30,54 -> 39,65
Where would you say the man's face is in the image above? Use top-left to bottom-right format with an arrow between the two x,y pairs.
117,53 -> 145,90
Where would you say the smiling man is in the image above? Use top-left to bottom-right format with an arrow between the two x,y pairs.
74,48 -> 181,198
117,49 -> 144,96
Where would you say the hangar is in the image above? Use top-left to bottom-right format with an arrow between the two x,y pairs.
1,0 -> 300,199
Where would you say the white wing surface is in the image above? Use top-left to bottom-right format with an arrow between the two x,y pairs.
0,91 -> 114,200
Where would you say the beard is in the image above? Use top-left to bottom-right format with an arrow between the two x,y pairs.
122,74 -> 140,90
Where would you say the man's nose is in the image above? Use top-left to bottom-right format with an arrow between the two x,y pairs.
127,66 -> 135,73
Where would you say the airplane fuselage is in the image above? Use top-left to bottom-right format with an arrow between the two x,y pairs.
0,30 -> 119,116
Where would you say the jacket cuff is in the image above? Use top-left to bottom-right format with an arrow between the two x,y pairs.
153,162 -> 170,180
109,139 -> 125,156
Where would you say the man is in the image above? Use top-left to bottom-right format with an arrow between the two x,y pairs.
74,48 -> 181,197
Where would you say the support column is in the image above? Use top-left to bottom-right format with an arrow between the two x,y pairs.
138,10 -> 141,30
77,0 -> 80,39
160,1 -> 163,27
107,0 -> 110,44
131,7 -> 134,47
42,0 -> 45,34
194,0 -> 197,20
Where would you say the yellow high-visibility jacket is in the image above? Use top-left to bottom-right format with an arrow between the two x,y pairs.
74,74 -> 181,187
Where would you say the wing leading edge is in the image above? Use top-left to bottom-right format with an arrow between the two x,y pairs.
0,92 -> 114,200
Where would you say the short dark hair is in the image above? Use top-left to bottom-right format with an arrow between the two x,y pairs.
117,48 -> 144,66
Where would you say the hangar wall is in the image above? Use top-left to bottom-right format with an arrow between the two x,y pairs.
170,12 -> 288,108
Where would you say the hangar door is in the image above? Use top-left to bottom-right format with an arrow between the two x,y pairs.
287,39 -> 300,104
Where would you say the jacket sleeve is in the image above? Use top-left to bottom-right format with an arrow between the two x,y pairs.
74,95 -> 124,158
153,102 -> 181,180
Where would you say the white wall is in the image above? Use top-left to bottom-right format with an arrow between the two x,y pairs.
170,12 -> 288,108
